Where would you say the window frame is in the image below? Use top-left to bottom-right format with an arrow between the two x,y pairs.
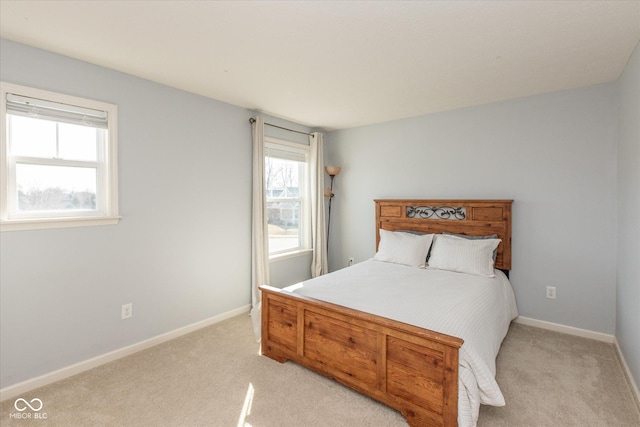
264,137 -> 311,259
0,82 -> 120,232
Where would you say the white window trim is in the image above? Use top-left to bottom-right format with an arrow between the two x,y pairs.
269,248 -> 314,262
264,137 -> 310,259
0,82 -> 120,232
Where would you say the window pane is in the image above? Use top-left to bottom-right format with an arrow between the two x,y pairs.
9,115 -> 56,158
265,157 -> 300,195
267,200 -> 301,253
16,164 -> 97,211
58,122 -> 99,161
265,154 -> 305,253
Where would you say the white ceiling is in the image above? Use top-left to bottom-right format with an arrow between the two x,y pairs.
1,1 -> 639,130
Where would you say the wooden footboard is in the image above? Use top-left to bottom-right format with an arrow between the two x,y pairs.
260,285 -> 463,427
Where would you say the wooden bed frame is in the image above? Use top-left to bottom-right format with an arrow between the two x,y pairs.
260,199 -> 513,426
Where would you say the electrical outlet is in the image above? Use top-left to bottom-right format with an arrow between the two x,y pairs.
348,257 -> 354,266
122,303 -> 133,319
546,286 -> 556,300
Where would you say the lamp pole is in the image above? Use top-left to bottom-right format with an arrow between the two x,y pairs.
327,174 -> 336,252
324,166 -> 341,257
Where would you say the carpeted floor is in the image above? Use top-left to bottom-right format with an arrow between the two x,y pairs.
478,323 -> 639,426
1,314 -> 639,426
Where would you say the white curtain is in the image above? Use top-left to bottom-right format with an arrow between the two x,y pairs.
250,117 -> 269,341
310,132 -> 328,277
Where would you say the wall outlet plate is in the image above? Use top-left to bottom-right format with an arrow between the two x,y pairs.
122,303 -> 133,319
546,286 -> 556,299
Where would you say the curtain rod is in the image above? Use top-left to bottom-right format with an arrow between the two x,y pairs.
249,117 -> 312,136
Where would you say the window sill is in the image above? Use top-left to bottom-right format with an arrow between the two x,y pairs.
1,216 -> 121,232
269,248 -> 313,262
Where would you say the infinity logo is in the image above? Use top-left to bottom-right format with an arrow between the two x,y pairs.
14,398 -> 43,412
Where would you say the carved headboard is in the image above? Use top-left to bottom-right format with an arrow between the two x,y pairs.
375,199 -> 513,270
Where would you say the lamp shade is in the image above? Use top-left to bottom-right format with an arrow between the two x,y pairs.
325,166 -> 342,176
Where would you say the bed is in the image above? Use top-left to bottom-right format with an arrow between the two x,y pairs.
260,199 -> 516,426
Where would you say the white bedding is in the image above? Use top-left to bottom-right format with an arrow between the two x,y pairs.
288,259 -> 518,427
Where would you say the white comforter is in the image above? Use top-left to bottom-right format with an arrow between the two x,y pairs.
289,259 -> 518,427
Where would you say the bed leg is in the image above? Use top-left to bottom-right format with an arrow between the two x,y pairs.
262,344 -> 290,364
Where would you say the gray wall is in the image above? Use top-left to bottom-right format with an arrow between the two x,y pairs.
325,83 -> 619,336
0,39 -> 315,388
0,39 -> 258,388
270,253 -> 313,288
617,41 -> 640,388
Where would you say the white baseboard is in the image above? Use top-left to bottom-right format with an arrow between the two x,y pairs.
614,337 -> 640,413
514,316 -> 614,343
0,305 -> 251,402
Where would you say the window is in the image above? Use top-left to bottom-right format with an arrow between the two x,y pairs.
264,137 -> 310,257
1,82 -> 119,231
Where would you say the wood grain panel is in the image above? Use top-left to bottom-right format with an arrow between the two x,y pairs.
266,299 -> 297,350
304,310 -> 378,387
387,336 -> 445,414
471,206 -> 504,221
380,205 -> 402,217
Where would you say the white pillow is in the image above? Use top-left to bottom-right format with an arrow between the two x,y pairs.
428,234 -> 501,277
374,229 -> 434,268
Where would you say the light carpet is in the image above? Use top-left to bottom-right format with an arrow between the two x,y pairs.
1,315 -> 638,426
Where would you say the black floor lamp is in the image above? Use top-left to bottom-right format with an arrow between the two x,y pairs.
324,166 -> 341,254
